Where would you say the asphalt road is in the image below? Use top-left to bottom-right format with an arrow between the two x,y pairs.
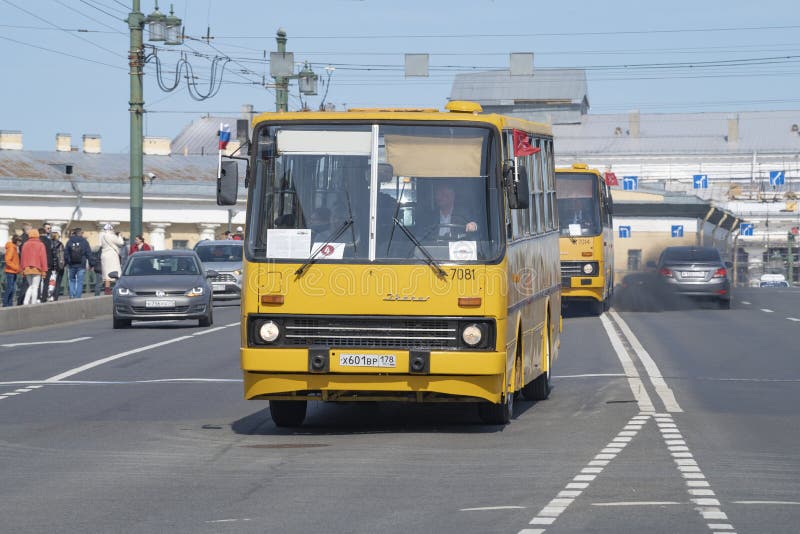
1,290 -> 799,533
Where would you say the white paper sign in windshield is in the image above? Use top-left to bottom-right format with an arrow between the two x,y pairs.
449,241 -> 477,261
267,229 -> 311,259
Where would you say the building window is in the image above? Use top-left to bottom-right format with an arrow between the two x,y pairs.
627,249 -> 642,271
172,239 -> 189,250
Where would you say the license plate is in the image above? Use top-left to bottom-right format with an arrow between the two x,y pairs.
339,353 -> 397,368
212,283 -> 226,291
681,271 -> 704,278
145,299 -> 176,308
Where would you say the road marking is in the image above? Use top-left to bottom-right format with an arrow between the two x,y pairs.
598,315 -> 655,412
732,500 -> 800,505
204,518 -> 252,523
788,317 -> 800,322
553,373 -> 627,378
0,322 -> 240,402
460,506 -> 526,511
1,336 -> 92,348
516,414 -> 651,534
607,310 -> 683,413
192,326 -> 228,336
760,308 -> 774,313
740,301 -> 751,305
592,501 -> 680,506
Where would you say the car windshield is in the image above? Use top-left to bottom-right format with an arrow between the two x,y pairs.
662,247 -> 720,262
124,256 -> 200,275
248,123 -> 501,263
556,173 -> 601,236
195,244 -> 242,263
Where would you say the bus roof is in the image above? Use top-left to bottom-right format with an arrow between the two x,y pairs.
555,163 -> 602,176
251,101 -> 553,137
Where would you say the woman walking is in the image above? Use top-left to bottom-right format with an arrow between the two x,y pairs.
99,223 -> 124,295
3,234 -> 21,307
20,229 -> 48,305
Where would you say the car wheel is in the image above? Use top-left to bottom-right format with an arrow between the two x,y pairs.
199,305 -> 213,327
113,316 -> 131,329
269,400 -> 307,427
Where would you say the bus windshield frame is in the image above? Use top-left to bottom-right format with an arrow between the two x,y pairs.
556,172 -> 603,237
246,122 -> 504,265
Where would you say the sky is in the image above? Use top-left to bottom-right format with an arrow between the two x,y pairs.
1,0 -> 799,153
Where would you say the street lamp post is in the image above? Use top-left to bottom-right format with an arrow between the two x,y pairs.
271,29 -> 319,112
126,1 -> 181,241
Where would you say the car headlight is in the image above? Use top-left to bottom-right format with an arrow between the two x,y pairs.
259,321 -> 280,343
185,287 -> 205,297
116,287 -> 135,296
583,263 -> 595,275
462,324 -> 483,347
233,269 -> 242,276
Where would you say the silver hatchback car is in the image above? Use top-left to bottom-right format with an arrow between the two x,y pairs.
655,246 -> 732,309
193,240 -> 243,301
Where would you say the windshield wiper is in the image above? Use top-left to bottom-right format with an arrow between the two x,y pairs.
294,219 -> 353,278
385,180 -> 407,254
391,217 -> 447,280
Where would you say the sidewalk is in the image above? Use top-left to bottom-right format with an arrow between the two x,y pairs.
0,295 -> 112,333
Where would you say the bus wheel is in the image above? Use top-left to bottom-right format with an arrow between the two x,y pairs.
522,327 -> 551,401
590,299 -> 604,316
478,393 -> 513,425
269,400 -> 307,427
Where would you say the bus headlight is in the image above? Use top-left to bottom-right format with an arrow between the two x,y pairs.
583,263 -> 595,275
462,324 -> 483,346
258,321 -> 280,343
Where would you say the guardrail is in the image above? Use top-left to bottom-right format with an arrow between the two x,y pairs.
0,295 -> 112,333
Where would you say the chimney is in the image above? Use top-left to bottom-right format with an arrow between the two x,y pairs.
82,134 -> 102,154
56,133 -> 71,152
143,136 -> 172,156
0,130 -> 23,150
727,115 -> 739,144
628,110 -> 640,138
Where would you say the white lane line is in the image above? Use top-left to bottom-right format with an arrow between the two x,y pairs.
740,301 -> 751,305
460,506 -> 526,511
607,310 -> 683,413
599,314 -> 655,412
192,326 -> 228,336
760,308 -> 774,313
732,500 -> 800,505
553,373 -> 627,378
225,321 -> 241,327
0,322 -> 240,403
204,518 -> 252,523
787,317 -> 800,322
592,501 -> 680,506
516,414 -> 650,534
1,336 -> 92,348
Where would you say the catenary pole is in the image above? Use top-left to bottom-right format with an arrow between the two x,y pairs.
127,1 -> 145,241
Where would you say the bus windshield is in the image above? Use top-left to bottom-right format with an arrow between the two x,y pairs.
556,172 -> 602,236
249,123 -> 502,262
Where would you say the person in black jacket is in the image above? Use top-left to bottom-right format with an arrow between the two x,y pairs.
38,225 -> 54,302
64,228 -> 92,299
50,231 -> 66,301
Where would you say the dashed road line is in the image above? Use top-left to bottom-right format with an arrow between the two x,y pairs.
787,317 -> 800,322
461,506 -> 526,511
740,301 -> 751,305
760,308 -> 774,313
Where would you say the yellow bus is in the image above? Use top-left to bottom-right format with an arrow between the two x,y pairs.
217,101 -> 561,426
555,163 -> 614,315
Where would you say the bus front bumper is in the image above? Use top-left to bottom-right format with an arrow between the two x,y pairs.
241,348 -> 507,403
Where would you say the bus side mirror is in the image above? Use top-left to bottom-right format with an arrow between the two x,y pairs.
506,164 -> 529,210
217,160 -> 238,206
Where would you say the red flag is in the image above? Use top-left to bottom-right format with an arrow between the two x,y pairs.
513,129 -> 540,157
604,172 -> 619,186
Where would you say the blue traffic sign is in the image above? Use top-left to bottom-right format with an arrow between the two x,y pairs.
769,171 -> 785,186
619,225 -> 631,238
693,174 -> 708,189
671,225 -> 684,238
622,176 -> 638,191
740,223 -> 754,236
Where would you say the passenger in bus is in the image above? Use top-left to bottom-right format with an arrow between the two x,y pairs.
421,182 -> 478,239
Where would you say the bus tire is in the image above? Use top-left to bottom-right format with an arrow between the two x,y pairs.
478,393 -> 513,425
522,324 -> 551,401
590,299 -> 604,316
269,400 -> 307,427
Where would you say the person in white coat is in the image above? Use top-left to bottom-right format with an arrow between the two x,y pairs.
99,223 -> 124,295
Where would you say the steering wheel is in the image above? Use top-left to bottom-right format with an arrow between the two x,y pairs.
432,223 -> 467,241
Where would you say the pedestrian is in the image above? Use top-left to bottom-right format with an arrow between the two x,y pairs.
20,229 -> 48,305
49,231 -> 66,301
129,234 -> 151,254
65,227 -> 92,299
3,234 -> 21,307
223,230 -> 232,240
99,223 -> 124,295
37,226 -> 54,302
16,223 -> 32,305
233,226 -> 244,240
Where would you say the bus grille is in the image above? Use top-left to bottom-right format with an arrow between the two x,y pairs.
283,317 -> 458,349
213,273 -> 237,283
561,261 -> 585,276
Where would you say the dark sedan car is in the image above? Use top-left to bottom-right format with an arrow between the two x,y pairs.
655,246 -> 731,309
110,250 -> 215,328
